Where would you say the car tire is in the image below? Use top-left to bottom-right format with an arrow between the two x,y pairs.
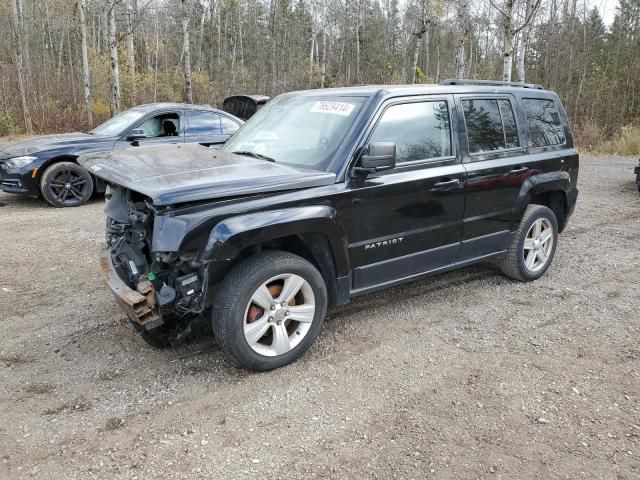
496,204 -> 559,282
212,250 -> 328,371
40,161 -> 94,207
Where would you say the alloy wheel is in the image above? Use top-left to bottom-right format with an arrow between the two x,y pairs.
523,218 -> 554,272
243,274 -> 316,357
47,167 -> 91,205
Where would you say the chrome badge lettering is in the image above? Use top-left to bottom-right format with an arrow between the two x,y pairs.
364,237 -> 404,250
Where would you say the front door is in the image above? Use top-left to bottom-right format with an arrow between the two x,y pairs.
344,97 -> 466,293
118,110 -> 185,148
456,95 -> 533,260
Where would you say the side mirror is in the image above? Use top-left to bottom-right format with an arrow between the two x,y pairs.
353,142 -> 396,176
127,129 -> 146,142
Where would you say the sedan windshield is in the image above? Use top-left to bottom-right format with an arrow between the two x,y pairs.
222,94 -> 366,170
90,110 -> 146,137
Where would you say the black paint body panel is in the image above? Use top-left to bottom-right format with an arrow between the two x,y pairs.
92,85 -> 579,307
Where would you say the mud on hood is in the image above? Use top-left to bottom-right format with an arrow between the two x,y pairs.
78,144 -> 336,206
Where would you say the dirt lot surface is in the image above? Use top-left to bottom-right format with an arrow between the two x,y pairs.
1,155 -> 639,480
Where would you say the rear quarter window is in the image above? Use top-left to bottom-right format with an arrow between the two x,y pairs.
522,98 -> 566,147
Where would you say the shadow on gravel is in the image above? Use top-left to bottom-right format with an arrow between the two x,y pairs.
0,193 -> 104,210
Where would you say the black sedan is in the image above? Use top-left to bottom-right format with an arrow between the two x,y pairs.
0,103 -> 243,207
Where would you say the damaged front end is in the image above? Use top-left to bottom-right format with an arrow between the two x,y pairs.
101,185 -> 209,346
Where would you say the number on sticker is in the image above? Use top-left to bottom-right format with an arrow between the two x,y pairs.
310,101 -> 355,116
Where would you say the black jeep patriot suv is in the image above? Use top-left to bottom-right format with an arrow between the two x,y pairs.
80,80 -> 579,370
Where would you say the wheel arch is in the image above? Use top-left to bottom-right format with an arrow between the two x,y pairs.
38,155 -> 105,195
201,206 -> 350,306
515,172 -> 571,232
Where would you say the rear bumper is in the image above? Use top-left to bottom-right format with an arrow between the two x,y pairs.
99,250 -> 163,331
0,164 -> 39,197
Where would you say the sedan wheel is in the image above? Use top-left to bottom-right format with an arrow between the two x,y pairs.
40,161 -> 94,207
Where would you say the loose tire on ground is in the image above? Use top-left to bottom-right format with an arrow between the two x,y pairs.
212,250 -> 328,371
40,161 -> 94,207
497,204 -> 559,282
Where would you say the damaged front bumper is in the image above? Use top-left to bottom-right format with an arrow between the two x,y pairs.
99,249 -> 163,331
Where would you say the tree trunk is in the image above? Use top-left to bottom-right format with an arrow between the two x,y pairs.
108,2 -> 121,115
10,0 -> 33,133
196,7 -> 206,71
77,0 -> 93,128
517,0 -> 536,83
501,0 -> 514,82
411,0 -> 428,84
182,0 -> 193,103
125,0 -> 135,75
320,0 -> 327,88
456,0 -> 469,79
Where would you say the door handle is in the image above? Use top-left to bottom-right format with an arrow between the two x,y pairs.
433,179 -> 461,188
508,167 -> 529,175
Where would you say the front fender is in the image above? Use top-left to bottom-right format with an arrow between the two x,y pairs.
199,205 -> 350,276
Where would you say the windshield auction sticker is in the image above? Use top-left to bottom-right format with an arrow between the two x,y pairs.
311,101 -> 355,116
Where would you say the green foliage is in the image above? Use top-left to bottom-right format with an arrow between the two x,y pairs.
0,110 -> 17,137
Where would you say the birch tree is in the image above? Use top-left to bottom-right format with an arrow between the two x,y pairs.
108,1 -> 121,114
410,0 -> 429,83
490,0 -> 541,81
182,0 -> 193,103
456,0 -> 470,79
77,0 -> 93,128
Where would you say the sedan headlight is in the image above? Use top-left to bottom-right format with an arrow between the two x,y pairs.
4,156 -> 38,168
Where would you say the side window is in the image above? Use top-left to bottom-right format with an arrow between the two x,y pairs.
462,98 -> 521,153
220,115 -> 240,135
368,101 -> 452,164
522,98 -> 566,147
187,111 -> 222,135
137,112 -> 180,138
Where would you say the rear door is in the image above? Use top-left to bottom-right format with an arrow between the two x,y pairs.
455,94 -> 532,260
344,95 -> 467,293
185,110 -> 241,147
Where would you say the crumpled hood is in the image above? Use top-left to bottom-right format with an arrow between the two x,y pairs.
0,133 -> 95,160
78,144 -> 336,206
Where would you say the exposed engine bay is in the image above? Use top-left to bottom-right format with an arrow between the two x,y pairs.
103,185 -> 209,345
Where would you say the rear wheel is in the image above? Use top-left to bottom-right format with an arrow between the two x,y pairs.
212,251 -> 327,370
497,204 -> 558,281
40,161 -> 94,207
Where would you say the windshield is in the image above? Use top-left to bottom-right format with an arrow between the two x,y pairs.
222,94 -> 366,170
90,110 -> 146,136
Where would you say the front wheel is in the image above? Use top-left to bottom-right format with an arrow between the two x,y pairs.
497,204 -> 559,281
40,161 -> 94,207
212,251 -> 328,371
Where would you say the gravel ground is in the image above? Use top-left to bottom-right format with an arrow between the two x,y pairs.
1,155 -> 639,480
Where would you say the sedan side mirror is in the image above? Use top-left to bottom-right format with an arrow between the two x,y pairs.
353,142 -> 396,176
127,129 -> 147,142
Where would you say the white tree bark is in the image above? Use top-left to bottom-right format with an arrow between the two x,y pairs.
77,0 -> 93,128
108,2 -> 121,114
320,0 -> 327,88
491,0 -> 541,82
517,0 -> 536,82
10,0 -> 32,133
456,0 -> 470,79
125,0 -> 136,76
182,0 -> 193,103
411,0 -> 428,84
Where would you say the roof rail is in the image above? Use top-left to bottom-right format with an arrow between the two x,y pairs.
440,79 -> 544,90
